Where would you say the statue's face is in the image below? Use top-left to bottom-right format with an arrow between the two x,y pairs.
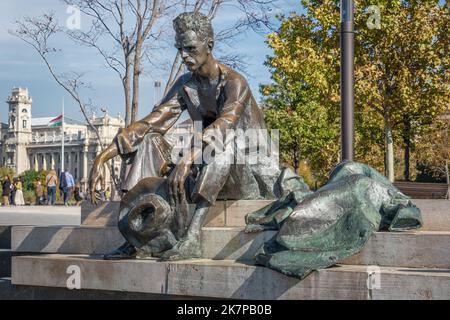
175,30 -> 211,72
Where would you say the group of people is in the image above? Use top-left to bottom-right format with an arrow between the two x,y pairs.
1,170 -> 86,206
42,170 -> 84,206
1,176 -> 25,206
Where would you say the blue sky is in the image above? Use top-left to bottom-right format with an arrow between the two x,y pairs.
0,0 -> 302,124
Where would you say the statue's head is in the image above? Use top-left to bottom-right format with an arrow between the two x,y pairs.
173,12 -> 214,72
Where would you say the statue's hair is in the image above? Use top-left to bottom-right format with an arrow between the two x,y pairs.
173,12 -> 214,41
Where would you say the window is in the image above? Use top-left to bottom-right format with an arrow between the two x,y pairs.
22,109 -> 28,113
23,120 -> 27,129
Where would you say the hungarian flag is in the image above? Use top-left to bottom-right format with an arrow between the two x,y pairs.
48,115 -> 63,127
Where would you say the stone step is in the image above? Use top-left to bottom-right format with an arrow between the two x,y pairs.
0,250 -> 34,277
11,226 -> 450,269
0,277 -> 192,300
0,249 -> 12,277
0,226 -> 11,249
81,199 -> 450,230
12,254 -> 450,300
0,206 -> 81,226
81,200 -> 273,227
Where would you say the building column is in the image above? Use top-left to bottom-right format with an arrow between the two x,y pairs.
51,153 -> 55,170
67,151 -> 72,174
34,154 -> 38,171
82,147 -> 88,192
77,151 -> 82,181
37,154 -> 41,171
43,153 -> 48,171
53,152 -> 57,172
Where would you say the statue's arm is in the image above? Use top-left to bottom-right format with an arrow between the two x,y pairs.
114,98 -> 185,157
100,79 -> 187,163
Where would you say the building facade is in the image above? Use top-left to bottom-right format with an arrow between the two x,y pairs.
0,88 -> 125,191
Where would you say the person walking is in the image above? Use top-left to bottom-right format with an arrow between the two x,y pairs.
14,178 -> 25,206
35,180 -> 44,205
9,179 -> 16,205
46,170 -> 58,205
2,176 -> 11,206
60,171 -> 75,206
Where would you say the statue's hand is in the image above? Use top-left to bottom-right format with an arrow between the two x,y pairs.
168,162 -> 191,207
88,157 -> 104,205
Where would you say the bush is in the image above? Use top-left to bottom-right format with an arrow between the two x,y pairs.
416,163 -> 447,183
22,170 -> 41,191
23,190 -> 35,205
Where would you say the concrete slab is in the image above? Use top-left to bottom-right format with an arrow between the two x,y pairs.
341,231 -> 450,268
11,255 -> 450,300
0,206 -> 80,226
0,250 -> 36,277
11,226 -> 450,268
80,199 -> 450,230
12,226 -> 123,255
81,202 -> 120,227
413,199 -> 450,231
0,250 -> 11,277
81,200 -> 272,227
0,226 -> 11,249
0,277 -> 197,300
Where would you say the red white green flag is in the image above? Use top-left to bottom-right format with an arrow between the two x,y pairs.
48,115 -> 63,127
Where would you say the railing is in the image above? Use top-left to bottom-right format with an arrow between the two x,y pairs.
31,134 -> 86,144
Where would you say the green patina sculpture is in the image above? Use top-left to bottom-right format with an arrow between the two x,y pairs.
245,161 -> 422,279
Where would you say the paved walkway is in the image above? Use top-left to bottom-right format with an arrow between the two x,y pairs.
0,206 -> 80,226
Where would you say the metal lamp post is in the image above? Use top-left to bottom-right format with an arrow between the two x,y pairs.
340,0 -> 355,161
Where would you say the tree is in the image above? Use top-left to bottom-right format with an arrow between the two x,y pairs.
261,0 -> 449,182
0,167 -> 15,180
62,0 -> 168,125
13,0 -> 277,127
355,0 -> 449,181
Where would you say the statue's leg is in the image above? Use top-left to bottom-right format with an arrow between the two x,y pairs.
160,151 -> 232,261
121,132 -> 172,192
160,200 -> 210,261
103,242 -> 137,260
104,133 -> 172,260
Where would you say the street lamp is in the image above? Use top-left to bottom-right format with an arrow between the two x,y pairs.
340,0 -> 355,161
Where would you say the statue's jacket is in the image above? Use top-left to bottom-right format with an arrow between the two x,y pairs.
114,63 -> 282,205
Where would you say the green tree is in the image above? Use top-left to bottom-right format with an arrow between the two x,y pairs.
261,0 -> 449,182
0,167 -> 15,180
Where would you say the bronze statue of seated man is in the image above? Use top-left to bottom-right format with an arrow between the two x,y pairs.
88,12 -> 422,278
88,11 -> 298,261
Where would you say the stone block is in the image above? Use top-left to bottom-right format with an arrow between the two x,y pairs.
11,226 -> 450,268
0,226 -> 11,249
11,255 -> 450,300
